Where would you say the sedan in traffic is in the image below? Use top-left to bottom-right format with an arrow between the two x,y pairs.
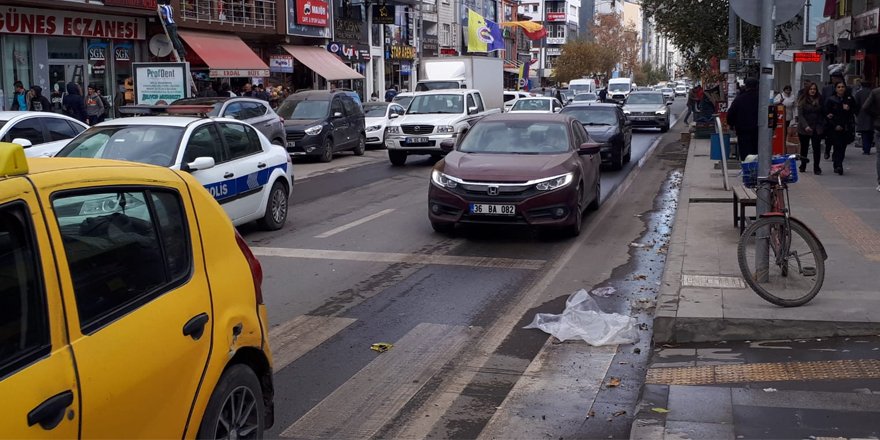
507,97 -> 564,114
169,97 -> 286,146
428,113 -> 601,237
560,103 -> 632,170
363,102 -> 407,147
0,111 -> 88,157
623,92 -> 671,132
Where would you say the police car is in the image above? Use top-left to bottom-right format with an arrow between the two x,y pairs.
55,116 -> 293,230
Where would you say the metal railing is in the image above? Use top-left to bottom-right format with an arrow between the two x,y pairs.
179,0 -> 277,28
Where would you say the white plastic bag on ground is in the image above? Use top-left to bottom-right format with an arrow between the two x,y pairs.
523,289 -> 639,346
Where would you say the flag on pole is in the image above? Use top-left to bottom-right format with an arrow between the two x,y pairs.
468,9 -> 488,52
518,58 -> 533,91
501,21 -> 547,40
486,20 -> 505,52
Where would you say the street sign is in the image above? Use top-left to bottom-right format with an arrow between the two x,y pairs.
793,51 -> 821,62
730,0 -> 805,26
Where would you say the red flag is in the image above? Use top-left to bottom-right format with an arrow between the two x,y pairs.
524,27 -> 547,40
823,0 -> 837,17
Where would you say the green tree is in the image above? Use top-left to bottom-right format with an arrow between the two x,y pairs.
634,62 -> 669,85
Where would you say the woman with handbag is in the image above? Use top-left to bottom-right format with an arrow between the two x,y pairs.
824,81 -> 857,175
797,82 -> 824,174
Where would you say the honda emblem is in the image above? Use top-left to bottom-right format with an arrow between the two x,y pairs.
487,185 -> 499,196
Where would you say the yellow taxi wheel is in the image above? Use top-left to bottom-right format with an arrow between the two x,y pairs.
198,364 -> 264,440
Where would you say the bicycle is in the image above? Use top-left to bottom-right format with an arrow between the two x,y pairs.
737,155 -> 828,307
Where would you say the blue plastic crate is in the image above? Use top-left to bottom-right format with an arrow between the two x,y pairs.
741,156 -> 798,187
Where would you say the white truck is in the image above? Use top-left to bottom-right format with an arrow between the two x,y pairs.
607,77 -> 634,103
416,56 -> 503,111
384,89 -> 501,166
568,78 -> 597,95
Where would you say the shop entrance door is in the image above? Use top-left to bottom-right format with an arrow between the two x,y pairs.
49,63 -> 86,113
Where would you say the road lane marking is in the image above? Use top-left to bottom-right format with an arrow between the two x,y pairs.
269,315 -> 357,373
478,342 -> 617,439
251,247 -> 546,270
315,208 -> 396,238
280,323 -> 475,439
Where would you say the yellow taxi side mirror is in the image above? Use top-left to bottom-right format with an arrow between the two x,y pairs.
0,142 -> 29,176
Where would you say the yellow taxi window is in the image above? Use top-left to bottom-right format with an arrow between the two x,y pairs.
52,189 -> 191,333
0,202 -> 50,378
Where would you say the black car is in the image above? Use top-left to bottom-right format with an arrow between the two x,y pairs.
559,103 -> 632,170
276,90 -> 366,162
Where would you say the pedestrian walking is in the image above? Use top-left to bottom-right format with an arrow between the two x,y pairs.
683,86 -> 696,124
797,82 -> 824,175
384,85 -> 398,102
27,86 -> 51,112
10,81 -> 27,111
821,71 -> 850,160
85,85 -> 105,125
726,78 -> 760,161
860,84 -> 880,191
62,82 -> 87,123
855,81 -> 874,155
824,81 -> 857,175
598,87 -> 607,103
774,85 -> 796,132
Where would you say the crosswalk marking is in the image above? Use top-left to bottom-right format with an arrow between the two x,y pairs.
269,315 -> 356,373
280,323 -> 476,439
478,342 -> 617,440
315,208 -> 396,238
252,247 -> 546,270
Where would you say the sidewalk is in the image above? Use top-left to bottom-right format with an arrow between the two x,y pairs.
654,134 -> 880,343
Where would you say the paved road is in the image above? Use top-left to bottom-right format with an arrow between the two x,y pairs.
238,100 -> 687,438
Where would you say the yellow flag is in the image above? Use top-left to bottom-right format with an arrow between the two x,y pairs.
468,9 -> 488,52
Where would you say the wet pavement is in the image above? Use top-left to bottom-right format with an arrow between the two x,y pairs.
632,336 -> 880,439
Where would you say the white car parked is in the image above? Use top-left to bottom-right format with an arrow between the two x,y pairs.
0,111 -> 88,157
55,116 -> 294,230
363,102 -> 407,147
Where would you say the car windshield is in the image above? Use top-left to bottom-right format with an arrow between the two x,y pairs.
608,83 -> 630,92
662,88 -> 674,93
407,94 -> 463,114
511,99 -> 551,111
276,99 -> 329,119
458,121 -> 569,154
574,93 -> 597,101
416,81 -> 462,91
560,108 -> 617,126
57,125 -> 184,167
392,95 -> 413,108
627,93 -> 664,105
363,105 -> 389,117
569,84 -> 592,94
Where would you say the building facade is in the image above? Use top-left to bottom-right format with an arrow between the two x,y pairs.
519,0 -> 579,85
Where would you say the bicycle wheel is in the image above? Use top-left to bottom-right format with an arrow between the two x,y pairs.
737,216 -> 825,307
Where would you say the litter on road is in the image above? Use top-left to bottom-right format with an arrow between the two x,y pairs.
370,342 -> 393,353
523,289 -> 639,346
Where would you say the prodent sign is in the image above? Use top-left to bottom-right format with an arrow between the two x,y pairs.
134,63 -> 189,105
0,6 -> 145,39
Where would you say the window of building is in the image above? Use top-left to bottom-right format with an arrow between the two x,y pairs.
3,35 -> 33,111
52,189 -> 191,334
441,23 -> 451,46
0,202 -> 50,378
180,0 -> 277,29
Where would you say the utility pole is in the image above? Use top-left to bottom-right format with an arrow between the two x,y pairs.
756,0 -> 775,278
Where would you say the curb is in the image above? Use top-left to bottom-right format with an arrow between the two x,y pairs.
654,316 -> 880,344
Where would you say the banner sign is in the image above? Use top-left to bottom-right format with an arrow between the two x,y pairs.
793,51 -> 821,62
296,0 -> 329,27
373,5 -> 395,25
270,55 -> 294,73
115,42 -> 133,61
546,12 -> 566,22
103,0 -> 157,9
327,42 -> 369,61
816,20 -> 833,46
209,69 -> 270,78
0,7 -> 145,39
133,62 -> 189,105
853,8 -> 879,38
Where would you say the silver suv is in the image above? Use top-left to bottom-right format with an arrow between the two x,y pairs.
622,92 -> 671,132
170,97 -> 286,146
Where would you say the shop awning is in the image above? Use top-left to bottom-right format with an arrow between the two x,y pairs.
282,45 -> 365,81
178,30 -> 270,78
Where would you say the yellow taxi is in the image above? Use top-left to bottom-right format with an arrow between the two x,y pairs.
0,142 -> 274,438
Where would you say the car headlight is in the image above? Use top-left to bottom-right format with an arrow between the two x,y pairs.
431,170 -> 461,189
366,125 -> 381,132
304,124 -> 323,136
436,125 -> 455,134
655,110 -> 667,115
386,126 -> 400,134
623,110 -> 631,115
534,173 -> 574,191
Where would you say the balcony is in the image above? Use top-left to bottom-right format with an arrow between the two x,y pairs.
180,0 -> 277,29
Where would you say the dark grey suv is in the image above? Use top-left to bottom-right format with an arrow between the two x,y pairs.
277,91 -> 366,162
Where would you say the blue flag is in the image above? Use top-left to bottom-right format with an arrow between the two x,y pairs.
487,20 -> 505,52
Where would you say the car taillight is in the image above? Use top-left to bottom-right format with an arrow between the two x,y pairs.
235,230 -> 264,304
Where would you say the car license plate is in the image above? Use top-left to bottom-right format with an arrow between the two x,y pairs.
469,204 -> 515,215
406,137 -> 429,144
286,141 -> 296,147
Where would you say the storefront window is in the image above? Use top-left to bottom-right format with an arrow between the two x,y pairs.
87,39 -> 110,99
47,37 -> 84,60
114,42 -> 135,107
2,35 -> 33,111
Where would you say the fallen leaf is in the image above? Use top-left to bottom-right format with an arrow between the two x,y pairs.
607,377 -> 621,387
588,410 -> 596,417
612,410 -> 627,417
633,274 -> 647,280
651,407 -> 670,413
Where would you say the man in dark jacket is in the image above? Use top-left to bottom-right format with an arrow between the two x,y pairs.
28,86 -> 51,112
726,78 -> 760,160
861,85 -> 880,191
62,82 -> 88,123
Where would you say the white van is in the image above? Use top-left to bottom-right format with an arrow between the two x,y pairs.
568,78 -> 597,96
607,77 -> 634,103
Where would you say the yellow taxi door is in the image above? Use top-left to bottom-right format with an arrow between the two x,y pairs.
41,169 -> 214,438
0,178 -> 80,438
